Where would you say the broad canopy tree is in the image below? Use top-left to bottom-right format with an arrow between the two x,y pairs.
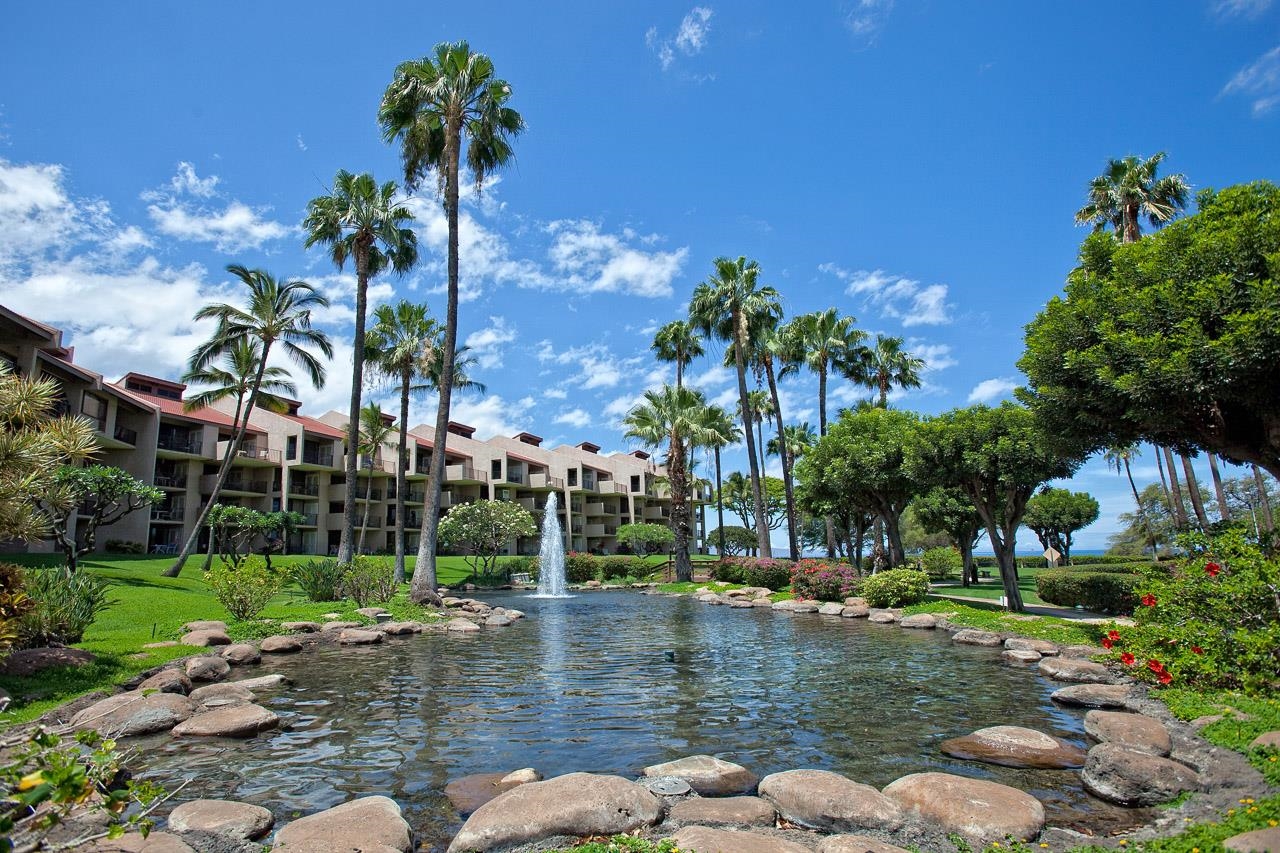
437,499 -> 536,581
911,487 -> 986,586
37,466 -> 164,574
615,522 -> 675,555
1022,487 -> 1100,565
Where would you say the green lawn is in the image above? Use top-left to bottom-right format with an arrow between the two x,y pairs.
930,566 -> 1049,607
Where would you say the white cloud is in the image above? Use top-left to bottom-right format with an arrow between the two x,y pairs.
448,394 -> 531,440
148,200 -> 290,252
0,160 -> 112,266
296,134 -> 308,152
464,316 -> 517,370
819,263 -> 954,326
967,377 -> 1019,404
604,393 -> 645,421
911,342 -> 958,372
166,162 -> 220,199
844,0 -> 895,44
543,387 -> 568,400
647,7 -> 713,71
1223,45 -> 1280,116
545,220 -> 687,298
1212,0 -> 1271,17
689,364 -> 732,390
580,356 -> 623,389
554,408 -> 592,429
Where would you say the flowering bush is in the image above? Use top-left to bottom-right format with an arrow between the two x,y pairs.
204,556 -> 285,621
790,559 -> 861,601
861,568 -> 931,608
1103,529 -> 1280,693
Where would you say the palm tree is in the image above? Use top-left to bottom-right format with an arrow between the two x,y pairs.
784,309 -> 866,436
1181,453 -> 1212,530
694,403 -> 740,558
355,403 -> 396,555
860,334 -> 925,407
304,170 -> 418,567
749,323 -> 802,559
380,41 -> 524,605
767,422 -> 816,465
623,386 -> 714,582
165,266 -> 332,577
739,389 -> 773,478
1074,152 -> 1190,244
1105,444 -> 1158,557
651,320 -> 705,389
689,256 -> 781,558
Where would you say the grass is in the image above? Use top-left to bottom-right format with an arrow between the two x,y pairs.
930,567 -> 1050,607
903,599 -> 1106,647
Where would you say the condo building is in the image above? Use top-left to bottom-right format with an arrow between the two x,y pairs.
1,306 -> 707,559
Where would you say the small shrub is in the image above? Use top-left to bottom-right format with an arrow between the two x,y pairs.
340,556 -> 397,606
790,559 -> 861,601
18,568 -> 111,646
291,559 -> 343,602
708,559 -> 745,583
564,552 -> 597,583
1061,561 -> 1165,575
920,546 -> 962,580
104,539 -> 145,554
504,555 -> 539,580
599,555 -> 641,580
204,556 -> 284,621
861,568 -> 930,608
740,558 -> 791,592
0,563 -> 32,660
1036,570 -> 1139,614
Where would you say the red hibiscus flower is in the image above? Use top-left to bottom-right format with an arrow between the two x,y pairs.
1191,646 -> 1203,655
1147,659 -> 1164,673
1158,670 -> 1173,685
1205,562 -> 1221,577
1107,630 -> 1121,642
1120,652 -> 1135,666
1141,593 -> 1157,607
1101,637 -> 1114,649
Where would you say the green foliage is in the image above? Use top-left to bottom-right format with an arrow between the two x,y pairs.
203,556 -> 285,621
17,568 -> 111,646
707,525 -> 757,557
598,555 -> 643,580
1036,570 -> 1140,614
437,500 -> 537,579
790,559 -> 860,601
1103,529 -> 1280,693
718,472 -> 788,531
615,522 -> 674,555
921,546 -> 963,580
712,557 -> 792,591
504,555 -> 539,580
546,837 -> 679,853
340,556 -> 397,607
104,540 -> 145,554
861,568 -> 930,608
0,564 -> 31,660
291,559 -> 344,602
38,465 -> 164,571
708,558 -> 744,583
1023,487 -> 1100,562
564,552 -> 597,583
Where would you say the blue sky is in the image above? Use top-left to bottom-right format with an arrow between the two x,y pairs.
2,1 -> 1277,551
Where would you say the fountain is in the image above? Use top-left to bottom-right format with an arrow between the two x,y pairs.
531,492 -> 572,598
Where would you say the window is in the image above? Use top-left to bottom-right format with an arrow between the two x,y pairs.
631,475 -> 640,492
286,435 -> 298,460
491,459 -> 502,480
568,468 -> 578,487
81,394 -> 107,430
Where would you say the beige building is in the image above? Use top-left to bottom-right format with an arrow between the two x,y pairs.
2,305 -> 706,559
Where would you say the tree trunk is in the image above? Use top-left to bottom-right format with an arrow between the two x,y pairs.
733,316 -> 770,558
1208,453 -> 1231,523
1154,444 -> 1174,518
1181,453 -> 1210,530
714,446 -> 725,556
882,507 -> 905,566
1253,465 -> 1275,533
818,363 -> 837,559
394,371 -> 410,583
1162,446 -> 1189,530
337,245 -> 371,565
357,466 -> 374,554
1124,457 -> 1159,558
853,515 -> 867,573
763,358 -> 799,559
959,536 -> 976,587
670,433 -> 693,582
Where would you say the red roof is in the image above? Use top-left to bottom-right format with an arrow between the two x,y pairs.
285,414 -> 347,440
132,390 -> 264,435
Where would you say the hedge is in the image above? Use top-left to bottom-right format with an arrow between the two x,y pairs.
1036,570 -> 1140,614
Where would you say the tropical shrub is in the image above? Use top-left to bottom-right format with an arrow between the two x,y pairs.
1036,570 -> 1139,614
1103,529 -> 1280,693
920,546 -> 962,580
291,558 -> 343,602
18,568 -> 111,646
104,539 -> 145,554
1060,561 -> 1162,575
740,558 -> 791,592
0,563 -> 32,660
504,555 -> 539,580
340,556 -> 398,606
598,555 -> 641,580
790,559 -> 860,601
204,556 -> 284,621
708,559 -> 745,583
564,552 -> 597,583
861,568 -> 930,608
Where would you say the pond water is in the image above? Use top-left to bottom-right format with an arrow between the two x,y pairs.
133,592 -> 1148,850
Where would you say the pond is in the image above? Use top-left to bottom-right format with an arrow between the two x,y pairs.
132,592 -> 1148,850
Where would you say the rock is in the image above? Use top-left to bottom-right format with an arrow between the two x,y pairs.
446,772 -> 530,815
1003,649 -> 1042,664
501,768 -> 542,785
85,831 -> 196,852
184,620 -> 228,632
819,602 -> 846,616
758,769 -> 902,832
844,597 -> 868,606
752,598 -> 774,607
505,609 -> 525,619
729,599 -> 756,608
355,607 -> 388,618
230,674 -> 289,692
381,621 -> 424,635
321,620 -> 360,632
1250,731 -> 1280,749
184,656 -> 230,683
951,629 -> 1002,647
1061,644 -> 1108,659
1051,683 -> 1135,709
172,703 -> 279,738
446,773 -> 661,853
1223,827 -> 1280,852
260,635 -> 303,653
137,668 -> 192,695
272,796 -> 411,852
699,593 -> 725,604
179,630 -> 231,647
0,646 -> 96,676
220,643 -> 261,665
189,682 -> 254,708
642,755 -> 759,796
281,621 -> 321,633
940,725 -> 1087,769
443,597 -> 464,607
446,617 -> 481,633
899,613 -> 936,629
790,601 -> 820,613
485,614 -> 515,627
1084,711 -> 1172,756
71,692 -> 195,737
841,605 -> 870,618
670,826 -> 812,853
668,796 -> 776,827
882,772 -> 1044,843
819,836 -> 914,853
338,628 -> 384,645
1005,637 -> 1059,655
167,799 -> 274,841
867,610 -> 898,624
1037,656 -> 1113,683
1081,743 -> 1198,806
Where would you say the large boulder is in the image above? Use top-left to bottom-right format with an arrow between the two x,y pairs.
381,621 -> 425,635
818,603 -> 846,616
85,831 -> 196,851
951,629 -> 1002,647
1223,827 -> 1280,852
1003,649 -> 1042,664
1083,711 -> 1172,756
184,620 -> 227,632
445,772 -> 536,815
899,613 -> 937,629
338,628 -> 384,645
231,674 -> 289,692
670,826 -> 812,853
867,610 -> 898,624
184,656 -> 230,683
940,725 -> 1087,769
220,643 -> 261,665
272,796 -> 411,852
446,618 -> 482,633
758,769 -> 902,833
71,692 -> 195,737
1005,637 -> 1059,656
667,796 -> 776,827
179,630 -> 231,647
446,773 -> 661,853
819,836 -> 914,853
166,799 -> 274,841
841,604 -> 870,618
189,682 -> 254,709
642,755 -> 758,796
1037,656 -> 1113,683
137,669 -> 192,695
1081,743 -> 1199,806
0,647 -> 95,676
280,621 -> 321,633
1249,731 -> 1280,749
1050,683 -> 1135,709
260,635 -> 303,654
171,703 -> 279,738
881,772 -> 1044,843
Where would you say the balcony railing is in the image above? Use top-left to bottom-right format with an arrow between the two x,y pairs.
154,474 -> 187,489
445,463 -> 487,483
151,506 -> 184,521
288,479 -> 319,496
158,434 -> 203,455
113,424 -> 138,445
231,443 -> 282,464
530,473 -> 565,490
295,513 -> 319,526
206,474 -> 271,494
404,490 -> 424,503
611,483 -> 629,495
301,446 -> 333,466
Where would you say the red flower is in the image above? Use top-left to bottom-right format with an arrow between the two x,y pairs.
1191,646 -> 1203,655
1147,659 -> 1164,673
1107,630 -> 1121,642
1141,593 -> 1157,607
1101,637 -> 1114,649
1205,562 -> 1221,577
1158,670 -> 1173,685
1120,652 -> 1135,666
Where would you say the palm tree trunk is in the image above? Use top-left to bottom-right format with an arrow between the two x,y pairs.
714,446 -> 725,556
1123,457 -> 1159,557
675,359 -> 683,390
394,370 -> 410,583
337,247 -> 371,565
1181,453 -> 1210,529
1207,453 -> 1231,523
411,122 -> 462,605
670,432 -> 693,582
755,417 -> 766,482
358,467 -> 373,554
1253,465 -> 1275,533
818,363 -> 836,559
1161,446 -> 1189,530
165,347 -> 270,577
733,317 -> 771,558
763,359 -> 799,559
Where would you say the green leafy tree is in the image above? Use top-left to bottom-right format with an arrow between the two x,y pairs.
694,403 -> 740,559
1073,151 -> 1189,243
706,525 -> 757,557
304,171 -> 418,567
742,321 -> 802,557
616,522 -> 675,555
857,334 -> 925,408
737,389 -> 774,478
437,499 -> 536,581
166,265 -> 332,576
651,320 -> 704,389
1108,481 -> 1210,557
35,466 -> 163,574
718,472 -> 787,534
1022,487 -> 1100,564
905,403 -> 1082,611
911,487 -> 986,585
380,41 -> 524,605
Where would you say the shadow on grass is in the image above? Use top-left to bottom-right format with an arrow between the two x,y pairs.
0,655 -> 131,713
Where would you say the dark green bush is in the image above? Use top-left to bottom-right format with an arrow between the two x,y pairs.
920,547 -> 962,580
740,559 -> 792,591
291,559 -> 343,602
19,568 -> 112,645
0,563 -> 31,660
564,552 -> 597,583
104,540 -> 145,554
1061,561 -> 1167,575
708,560 -> 745,583
205,556 -> 284,621
1036,570 -> 1139,614
861,568 -> 930,608
598,555 -> 640,580
504,555 -> 538,580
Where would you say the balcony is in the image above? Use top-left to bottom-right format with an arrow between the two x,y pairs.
517,496 -> 537,511
202,474 -> 270,495
439,492 -> 453,508
158,433 -> 204,456
154,473 -> 187,489
644,505 -> 668,520
584,502 -> 606,516
112,424 -> 138,446
294,513 -> 319,527
403,489 -> 424,504
610,483 -> 629,495
151,506 -> 184,522
584,523 -> 606,537
288,479 -> 320,497
530,473 -> 565,490
299,446 -> 334,468
221,441 -> 282,465
445,463 -> 487,483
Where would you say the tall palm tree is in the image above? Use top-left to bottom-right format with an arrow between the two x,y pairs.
165,266 -> 332,577
750,324 -> 802,559
355,403 -> 396,555
860,334 -> 925,407
1181,453 -> 1211,530
694,403 -> 740,557
303,170 -> 418,566
380,41 -> 524,605
651,320 -> 705,389
1161,445 -> 1191,531
689,256 -> 781,558
623,386 -> 714,582
739,389 -> 773,478
767,422 -> 816,465
1104,444 -> 1158,556
1074,152 -> 1190,244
